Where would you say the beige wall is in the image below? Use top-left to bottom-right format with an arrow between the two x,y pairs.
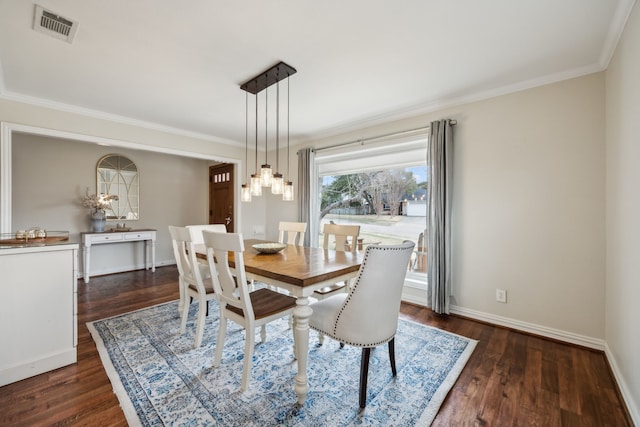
452,74 -> 606,340
606,1 -> 640,422
306,73 -> 606,343
12,133 -> 211,275
0,97 -> 265,274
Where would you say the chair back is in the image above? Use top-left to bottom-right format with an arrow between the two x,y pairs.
322,223 -> 360,254
168,225 -> 207,290
186,224 -> 227,245
414,228 -> 427,272
202,231 -> 254,320
333,241 -> 415,346
278,221 -> 307,246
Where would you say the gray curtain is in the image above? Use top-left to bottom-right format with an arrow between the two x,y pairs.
297,147 -> 314,247
426,119 -> 454,314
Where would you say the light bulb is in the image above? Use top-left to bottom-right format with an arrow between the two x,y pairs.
251,174 -> 262,196
283,181 -> 294,201
271,173 -> 284,195
241,184 -> 252,202
260,164 -> 273,187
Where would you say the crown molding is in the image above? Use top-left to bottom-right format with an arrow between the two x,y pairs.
599,0 -> 637,68
0,89 -> 244,149
303,61 -> 605,145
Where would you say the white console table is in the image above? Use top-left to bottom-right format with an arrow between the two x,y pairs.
82,229 -> 156,283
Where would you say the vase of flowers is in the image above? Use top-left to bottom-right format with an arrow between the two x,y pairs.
82,189 -> 118,232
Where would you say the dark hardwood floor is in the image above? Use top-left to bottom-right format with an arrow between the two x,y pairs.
0,266 -> 632,426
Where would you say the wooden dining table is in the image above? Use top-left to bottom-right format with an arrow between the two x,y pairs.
196,238 -> 362,405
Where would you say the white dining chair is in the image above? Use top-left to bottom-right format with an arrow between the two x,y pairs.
168,225 -> 217,348
316,223 -> 360,298
278,221 -> 307,326
186,223 -> 228,269
186,223 -> 227,245
322,223 -> 360,254
411,228 -> 427,272
313,223 -> 361,345
308,240 -> 415,408
278,221 -> 307,246
202,230 -> 297,392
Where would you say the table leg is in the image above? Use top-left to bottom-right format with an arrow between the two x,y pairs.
143,241 -> 148,270
83,244 -> 91,283
151,239 -> 156,272
293,296 -> 312,405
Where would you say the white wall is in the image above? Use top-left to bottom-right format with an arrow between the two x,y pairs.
306,72 -> 607,345
605,2 -> 640,422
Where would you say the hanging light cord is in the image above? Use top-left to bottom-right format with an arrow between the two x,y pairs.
287,75 -> 290,180
254,89 -> 258,173
265,85 -> 268,164
276,78 -> 280,173
245,92 -> 248,182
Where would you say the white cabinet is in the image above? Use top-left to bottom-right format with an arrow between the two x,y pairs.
81,229 -> 156,283
0,243 -> 78,386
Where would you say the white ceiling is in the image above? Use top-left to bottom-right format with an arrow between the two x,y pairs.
0,0 -> 635,147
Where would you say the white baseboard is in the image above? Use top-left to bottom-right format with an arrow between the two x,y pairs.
449,305 -> 605,350
402,297 -> 637,425
0,349 -> 76,387
401,291 -> 429,307
399,289 -> 605,351
79,259 -> 176,280
604,343 -> 640,426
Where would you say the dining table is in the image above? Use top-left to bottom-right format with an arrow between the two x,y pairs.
196,238 -> 362,405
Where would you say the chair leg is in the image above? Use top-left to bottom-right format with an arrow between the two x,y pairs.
194,297 -> 206,348
177,278 -> 185,315
260,324 -> 267,343
241,327 -> 255,391
359,347 -> 372,408
213,314 -> 227,368
179,295 -> 190,333
388,337 -> 397,376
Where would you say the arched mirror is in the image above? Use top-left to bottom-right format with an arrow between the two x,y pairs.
97,154 -> 139,220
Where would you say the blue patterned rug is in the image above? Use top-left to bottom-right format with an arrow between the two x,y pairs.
88,300 -> 476,426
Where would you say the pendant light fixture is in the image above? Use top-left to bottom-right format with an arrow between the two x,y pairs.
240,61 -> 296,201
240,92 -> 252,202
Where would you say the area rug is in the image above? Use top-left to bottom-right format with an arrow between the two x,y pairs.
88,300 -> 476,426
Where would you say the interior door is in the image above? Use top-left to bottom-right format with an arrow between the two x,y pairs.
209,163 -> 235,232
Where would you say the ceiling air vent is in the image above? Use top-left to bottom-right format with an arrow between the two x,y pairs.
33,5 -> 78,43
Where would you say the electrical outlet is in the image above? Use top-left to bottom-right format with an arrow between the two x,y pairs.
496,289 -> 507,303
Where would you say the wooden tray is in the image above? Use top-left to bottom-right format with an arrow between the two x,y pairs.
0,235 -> 69,245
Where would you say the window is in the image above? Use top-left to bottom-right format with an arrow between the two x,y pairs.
313,129 -> 428,281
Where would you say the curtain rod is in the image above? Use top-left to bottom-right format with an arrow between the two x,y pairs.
313,120 -> 456,153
